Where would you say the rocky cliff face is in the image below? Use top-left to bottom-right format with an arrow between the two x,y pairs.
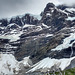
15,3 -> 75,62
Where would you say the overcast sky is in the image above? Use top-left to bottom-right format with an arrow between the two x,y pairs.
0,0 -> 75,19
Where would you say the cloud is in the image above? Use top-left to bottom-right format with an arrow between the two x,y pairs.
58,0 -> 75,6
0,0 -> 75,19
0,0 -> 25,18
0,0 -> 61,19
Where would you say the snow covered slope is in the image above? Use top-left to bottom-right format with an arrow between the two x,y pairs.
0,54 -> 32,75
0,54 -> 19,75
51,33 -> 75,51
27,56 -> 75,73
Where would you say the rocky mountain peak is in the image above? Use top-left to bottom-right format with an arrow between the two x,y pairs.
44,3 -> 55,12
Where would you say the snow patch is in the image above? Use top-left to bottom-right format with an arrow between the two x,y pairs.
0,27 -> 4,29
51,33 -> 75,51
19,56 -> 33,68
0,31 -> 23,42
46,13 -> 51,16
8,23 -> 21,28
46,34 -> 53,37
0,54 -> 19,75
0,54 -> 33,75
66,17 -> 75,21
71,27 -> 75,32
23,24 -> 35,28
37,26 -> 43,31
0,22 -> 2,25
27,56 -> 75,73
65,8 -> 75,13
42,23 -> 49,28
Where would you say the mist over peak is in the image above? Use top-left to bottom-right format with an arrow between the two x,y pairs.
58,0 -> 75,6
0,0 -> 75,19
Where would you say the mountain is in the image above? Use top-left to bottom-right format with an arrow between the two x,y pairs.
0,2 -> 75,75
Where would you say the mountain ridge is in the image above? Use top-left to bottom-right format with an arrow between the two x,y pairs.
0,2 -> 75,75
